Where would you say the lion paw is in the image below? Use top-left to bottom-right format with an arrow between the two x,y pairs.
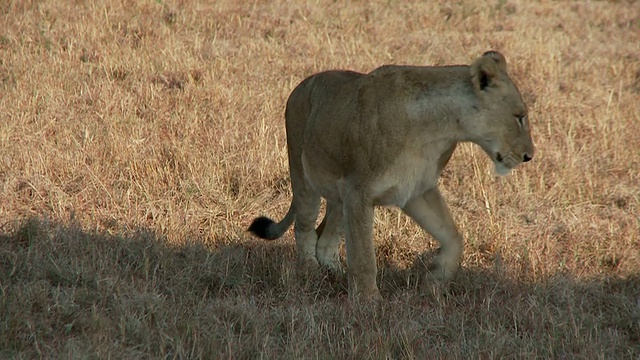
427,260 -> 459,282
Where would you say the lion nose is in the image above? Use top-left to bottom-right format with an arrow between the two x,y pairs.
523,153 -> 533,162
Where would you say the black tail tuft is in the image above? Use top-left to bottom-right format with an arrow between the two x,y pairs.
248,216 -> 279,240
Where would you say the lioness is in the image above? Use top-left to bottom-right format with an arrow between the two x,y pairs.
249,51 -> 534,300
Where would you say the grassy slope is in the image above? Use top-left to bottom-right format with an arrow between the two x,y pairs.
1,0 -> 639,358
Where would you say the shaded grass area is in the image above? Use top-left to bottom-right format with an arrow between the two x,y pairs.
1,217 -> 638,358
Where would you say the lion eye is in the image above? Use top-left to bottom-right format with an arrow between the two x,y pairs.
515,114 -> 526,128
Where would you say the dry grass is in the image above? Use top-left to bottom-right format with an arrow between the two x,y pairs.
1,0 -> 639,358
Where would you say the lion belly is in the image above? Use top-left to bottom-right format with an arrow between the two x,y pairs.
370,155 -> 439,208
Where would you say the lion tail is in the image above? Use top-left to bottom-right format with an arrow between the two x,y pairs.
248,203 -> 295,240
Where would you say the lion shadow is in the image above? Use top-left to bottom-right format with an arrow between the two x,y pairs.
2,216 -> 638,354
3,217 -> 638,297
2,217 -> 639,305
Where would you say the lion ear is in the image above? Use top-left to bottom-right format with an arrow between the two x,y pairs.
470,52 -> 503,91
482,51 -> 507,72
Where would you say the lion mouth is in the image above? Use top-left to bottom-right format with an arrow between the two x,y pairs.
494,152 -> 517,176
494,152 -> 510,176
494,162 -> 512,176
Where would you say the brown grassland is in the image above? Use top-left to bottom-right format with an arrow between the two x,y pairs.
1,0 -> 639,358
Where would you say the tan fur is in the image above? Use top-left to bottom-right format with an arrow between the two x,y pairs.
249,51 -> 534,300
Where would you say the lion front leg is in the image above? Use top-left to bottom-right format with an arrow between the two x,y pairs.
402,187 -> 463,282
340,181 -> 380,300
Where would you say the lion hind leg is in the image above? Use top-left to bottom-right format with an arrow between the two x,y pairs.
293,188 -> 322,269
315,201 -> 344,272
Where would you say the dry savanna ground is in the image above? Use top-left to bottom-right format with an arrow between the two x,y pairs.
1,0 -> 639,358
